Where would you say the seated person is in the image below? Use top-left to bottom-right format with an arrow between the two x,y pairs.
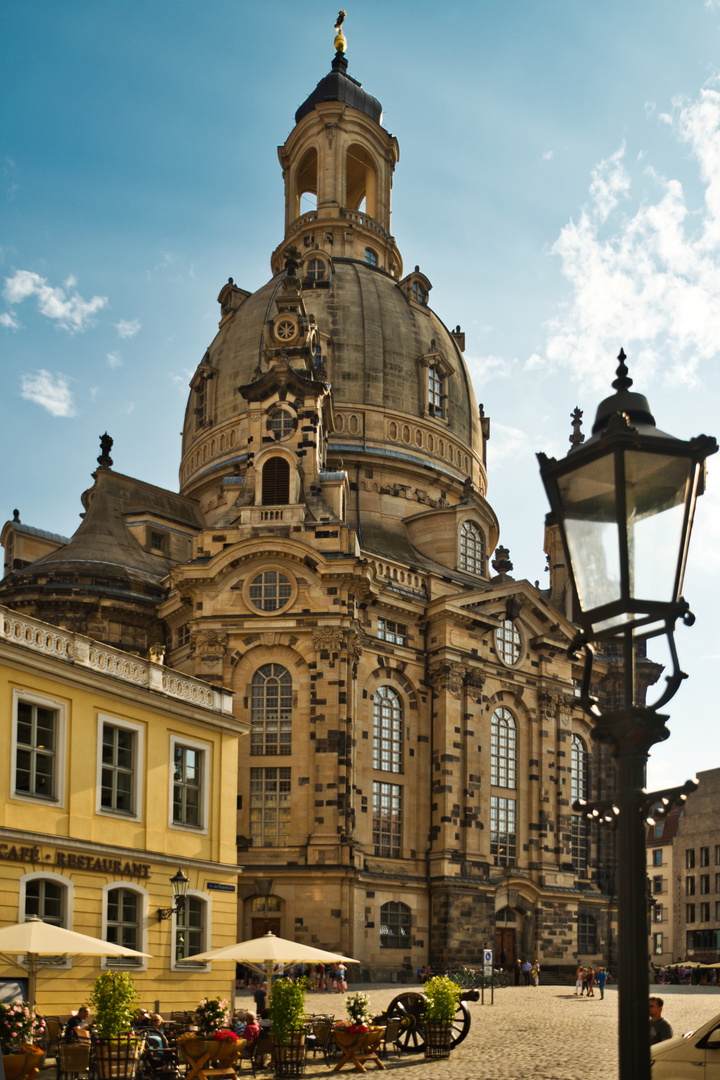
241,1011 -> 260,1051
64,1007 -> 90,1043
232,1011 -> 247,1037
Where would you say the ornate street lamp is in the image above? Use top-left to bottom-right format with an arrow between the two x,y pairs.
538,350 -> 716,1080
157,868 -> 190,921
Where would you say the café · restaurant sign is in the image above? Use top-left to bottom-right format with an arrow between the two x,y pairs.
0,842 -> 152,878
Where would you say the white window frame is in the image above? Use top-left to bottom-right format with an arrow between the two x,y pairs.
169,735 -> 210,834
171,889 -> 211,972
11,688 -> 67,807
96,714 -> 144,822
18,871 -> 74,969
100,882 -> 148,971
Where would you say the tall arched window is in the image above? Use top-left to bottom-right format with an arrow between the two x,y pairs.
459,521 -> 484,574
578,912 -> 597,953
251,665 -> 293,755
379,901 -> 411,949
491,707 -> 516,789
104,886 -> 142,966
173,892 -> 209,969
262,457 -> 290,505
571,734 -> 589,872
373,686 -> 403,772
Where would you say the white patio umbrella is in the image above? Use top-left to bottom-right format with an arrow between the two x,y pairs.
0,916 -> 150,1008
187,930 -> 358,977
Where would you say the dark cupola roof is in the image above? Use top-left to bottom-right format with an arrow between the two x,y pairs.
295,51 -> 382,125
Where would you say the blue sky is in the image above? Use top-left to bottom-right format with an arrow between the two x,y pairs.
2,1 -> 720,789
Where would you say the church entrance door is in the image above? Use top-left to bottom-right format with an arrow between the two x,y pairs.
495,927 -> 515,966
252,917 -> 281,937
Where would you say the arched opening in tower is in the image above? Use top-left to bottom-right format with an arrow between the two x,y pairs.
262,457 -> 290,505
294,147 -> 318,217
346,144 -> 377,218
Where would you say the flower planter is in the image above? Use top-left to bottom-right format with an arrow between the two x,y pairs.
180,1037 -> 240,1067
92,1036 -> 143,1080
332,1027 -> 385,1072
423,1020 -> 453,1059
2,1047 -> 45,1080
271,1031 -> 306,1078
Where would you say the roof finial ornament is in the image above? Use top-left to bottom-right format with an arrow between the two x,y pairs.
612,347 -> 632,393
334,10 -> 347,54
97,432 -> 114,469
569,406 -> 585,449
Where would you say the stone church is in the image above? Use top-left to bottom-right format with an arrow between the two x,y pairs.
0,24 -> 621,978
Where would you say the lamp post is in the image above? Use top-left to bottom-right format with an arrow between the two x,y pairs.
537,350 -> 716,1080
157,868 -> 190,921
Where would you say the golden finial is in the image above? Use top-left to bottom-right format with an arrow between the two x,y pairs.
334,10 -> 347,53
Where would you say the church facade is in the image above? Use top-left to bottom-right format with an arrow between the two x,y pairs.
0,28 -> 620,979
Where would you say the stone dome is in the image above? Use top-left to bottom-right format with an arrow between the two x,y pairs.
179,259 -> 485,504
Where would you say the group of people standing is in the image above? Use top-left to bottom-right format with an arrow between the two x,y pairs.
575,964 -> 609,998
514,959 -> 541,986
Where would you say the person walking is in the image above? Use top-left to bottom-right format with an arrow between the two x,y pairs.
522,960 -> 532,986
649,997 -> 673,1045
531,960 -> 540,987
597,968 -> 608,999
586,966 -> 595,997
575,965 -> 584,995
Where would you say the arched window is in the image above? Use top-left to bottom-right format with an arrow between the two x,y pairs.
173,892 -> 209,970
306,258 -> 326,282
373,686 -> 403,772
251,665 -> 293,755
491,707 -> 516,789
365,248 -> 378,267
295,147 -> 318,216
428,365 -> 443,418
104,886 -> 143,966
578,913 -> 597,953
346,145 -> 378,217
459,521 -> 484,574
571,735 -> 589,872
24,878 -> 64,925
262,457 -> 290,505
380,901 -> 411,949
495,618 -> 521,665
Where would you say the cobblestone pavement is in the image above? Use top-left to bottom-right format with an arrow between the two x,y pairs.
235,982 -> 720,1080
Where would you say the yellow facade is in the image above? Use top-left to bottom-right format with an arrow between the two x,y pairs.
0,604 -> 247,1013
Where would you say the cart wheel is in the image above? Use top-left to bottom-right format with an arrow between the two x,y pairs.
387,992 -> 473,1052
386,992 -> 427,1054
449,1000 -> 472,1047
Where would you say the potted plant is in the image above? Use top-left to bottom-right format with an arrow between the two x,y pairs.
178,1000 -> 240,1069
89,971 -> 142,1079
422,975 -> 460,1059
333,992 -> 384,1064
0,1001 -> 46,1080
268,978 -> 308,1077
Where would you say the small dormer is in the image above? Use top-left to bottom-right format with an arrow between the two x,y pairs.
400,267 -> 432,308
189,353 -> 217,434
262,257 -> 319,370
217,277 -> 251,328
416,344 -> 454,424
301,250 -> 333,289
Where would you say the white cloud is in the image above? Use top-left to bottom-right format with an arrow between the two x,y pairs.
3,270 -> 107,333
535,87 -> 720,390
0,311 -> 20,330
486,421 -> 533,466
106,352 -> 123,368
170,369 -> 193,390
467,353 -> 516,382
115,318 -> 140,339
20,370 -> 75,417
542,150 -> 554,161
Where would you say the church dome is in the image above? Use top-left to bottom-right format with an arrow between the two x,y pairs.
295,51 -> 383,126
179,258 -> 485,503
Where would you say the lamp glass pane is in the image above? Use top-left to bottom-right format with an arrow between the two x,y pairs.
625,451 -> 693,603
557,453 -> 622,615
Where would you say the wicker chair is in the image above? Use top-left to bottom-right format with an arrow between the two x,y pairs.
57,1041 -> 91,1080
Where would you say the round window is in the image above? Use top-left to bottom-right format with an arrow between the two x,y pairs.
495,618 -> 521,666
267,408 -> 296,442
274,317 -> 297,343
248,570 -> 293,612
306,258 -> 326,282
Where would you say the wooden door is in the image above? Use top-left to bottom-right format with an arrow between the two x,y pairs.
494,928 -> 515,966
252,917 -> 281,937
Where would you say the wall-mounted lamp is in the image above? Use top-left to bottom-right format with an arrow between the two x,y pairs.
157,868 -> 189,921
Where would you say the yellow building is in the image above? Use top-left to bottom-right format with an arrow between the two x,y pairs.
0,603 -> 246,1013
